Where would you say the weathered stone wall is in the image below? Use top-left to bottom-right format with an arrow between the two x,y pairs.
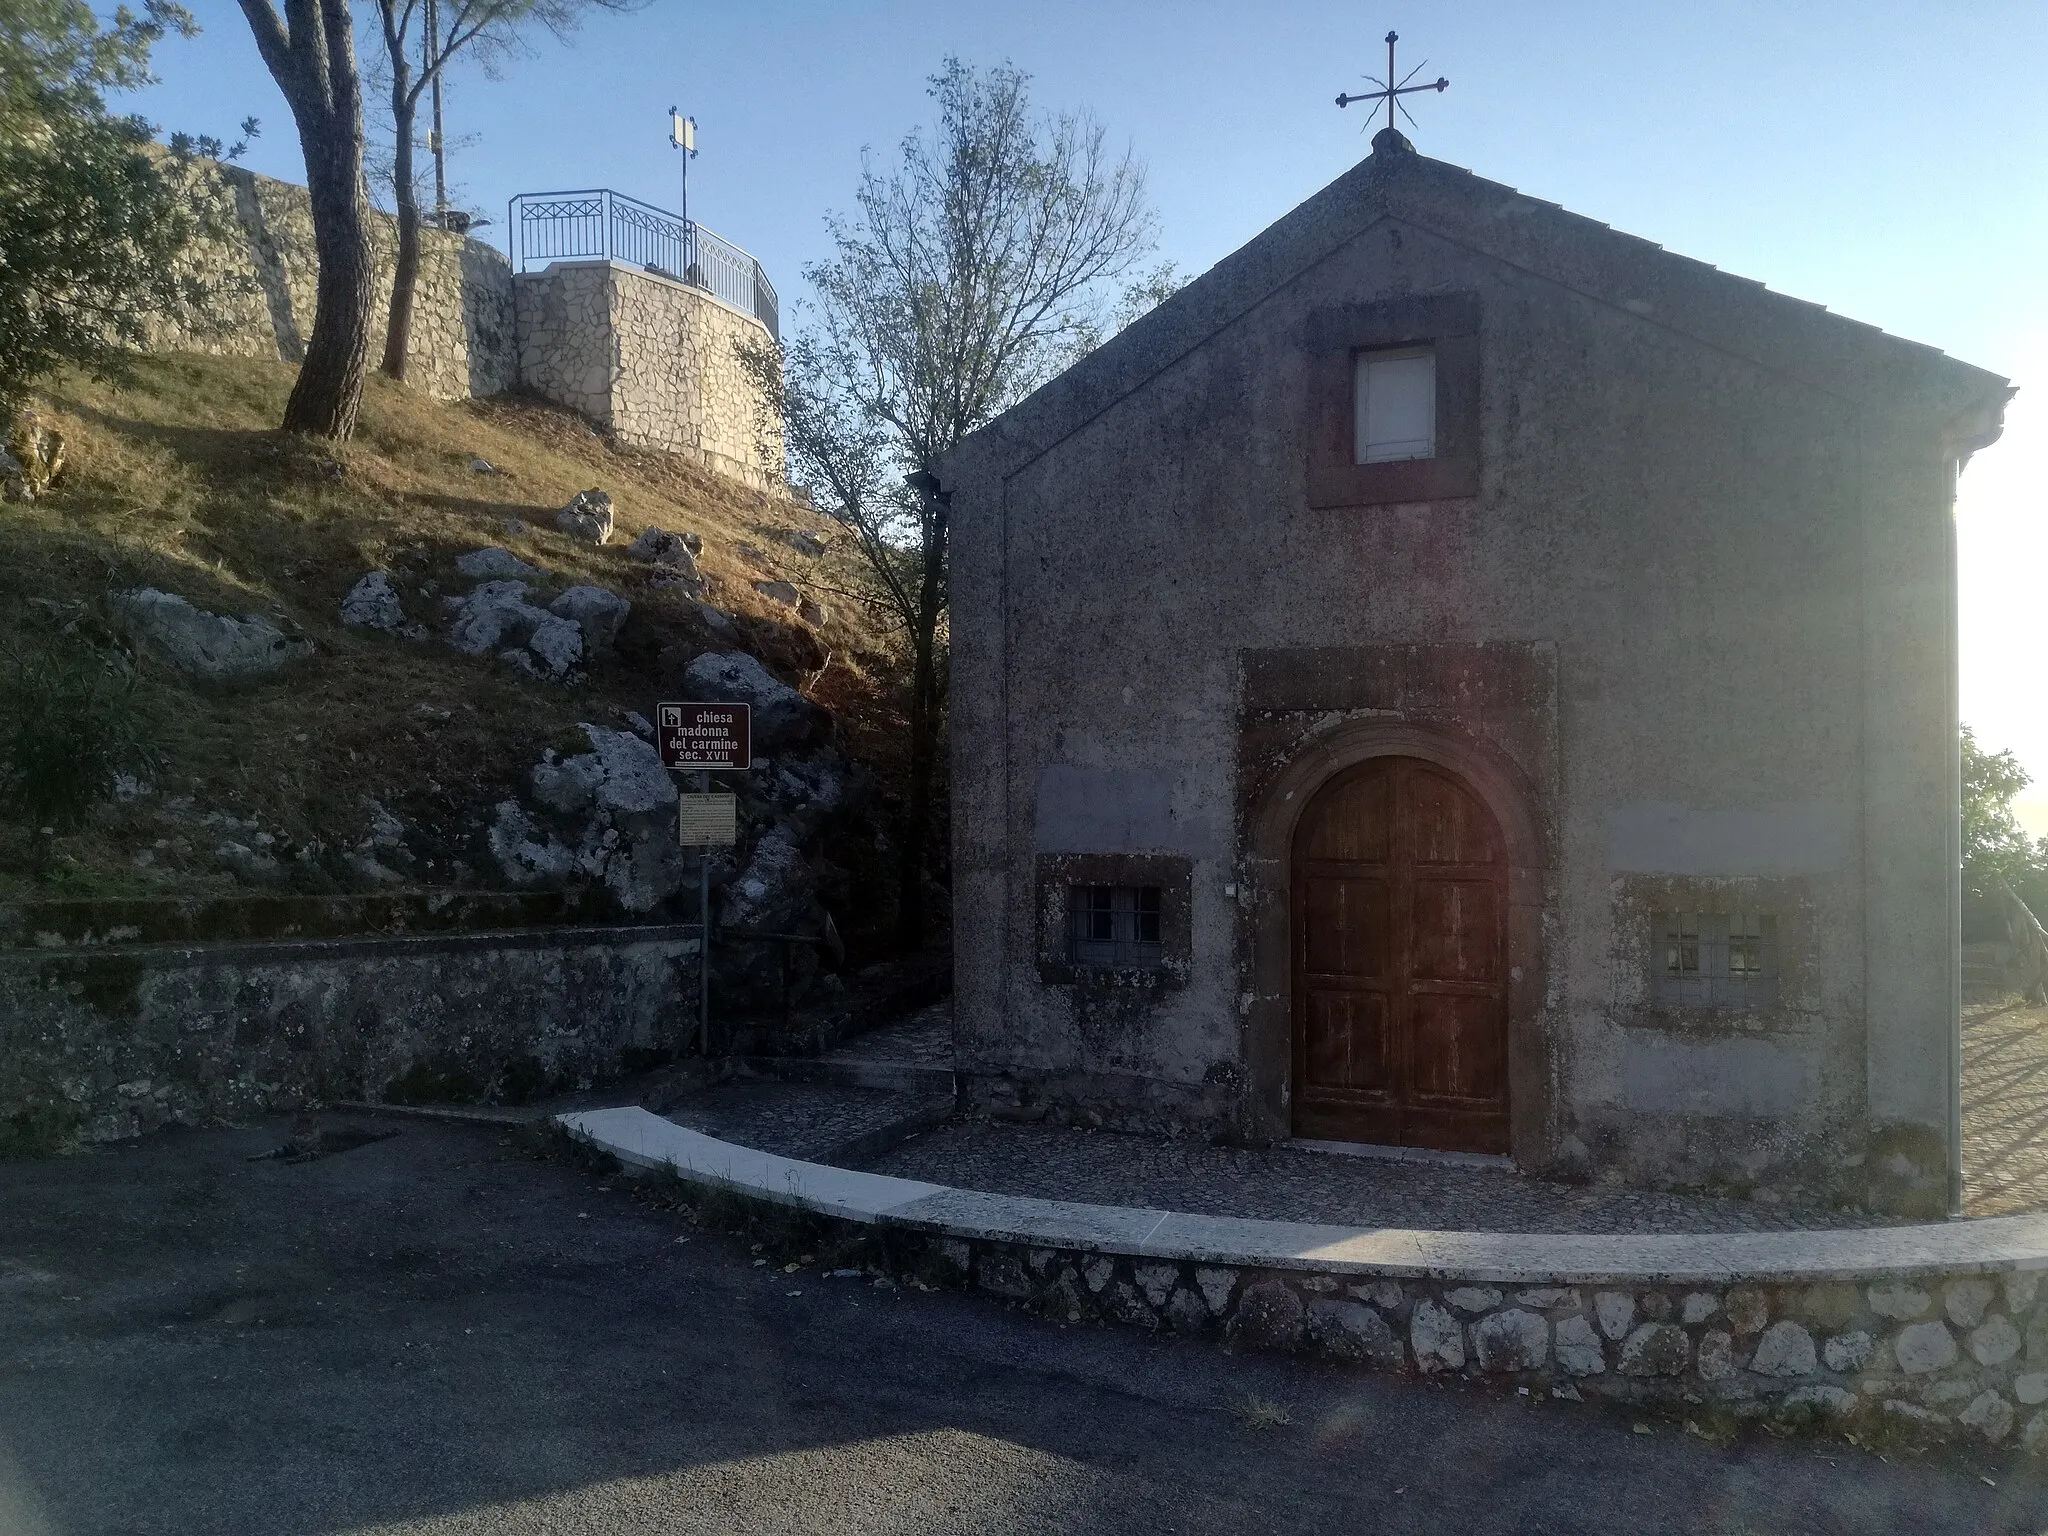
514,260 -> 780,485
145,158 -> 517,400
1,918 -> 697,1144
615,1133 -> 2048,1452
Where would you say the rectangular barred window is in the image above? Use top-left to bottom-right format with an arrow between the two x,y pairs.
1070,885 -> 1163,968
1653,911 -> 1778,1009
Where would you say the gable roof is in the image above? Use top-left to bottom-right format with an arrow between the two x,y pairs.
947,133 -> 2012,484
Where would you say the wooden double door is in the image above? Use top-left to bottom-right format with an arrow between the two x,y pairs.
1290,756 -> 1511,1154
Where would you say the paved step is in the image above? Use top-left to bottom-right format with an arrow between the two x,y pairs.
661,1078 -> 954,1166
743,1000 -> 957,1099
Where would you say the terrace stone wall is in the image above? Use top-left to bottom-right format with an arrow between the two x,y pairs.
148,158 -> 516,401
1,895 -> 697,1145
513,260 -> 781,486
142,162 -> 782,483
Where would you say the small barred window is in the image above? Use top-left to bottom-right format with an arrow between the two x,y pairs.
1069,885 -> 1163,968
1652,911 -> 1778,1009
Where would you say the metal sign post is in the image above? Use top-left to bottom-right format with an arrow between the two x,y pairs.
658,703 -> 751,1057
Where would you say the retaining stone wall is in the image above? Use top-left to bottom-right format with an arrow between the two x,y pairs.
514,261 -> 780,486
2,923 -> 696,1145
146,158 -> 515,401
886,1233 -> 2048,1450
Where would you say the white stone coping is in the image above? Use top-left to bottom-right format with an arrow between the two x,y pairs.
558,1107 -> 2048,1287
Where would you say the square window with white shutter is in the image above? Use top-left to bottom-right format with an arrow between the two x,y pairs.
1354,346 -> 1436,463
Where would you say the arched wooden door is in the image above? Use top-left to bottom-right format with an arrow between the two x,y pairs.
1290,756 -> 1510,1153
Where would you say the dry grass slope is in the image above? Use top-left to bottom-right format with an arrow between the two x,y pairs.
0,354 -> 907,907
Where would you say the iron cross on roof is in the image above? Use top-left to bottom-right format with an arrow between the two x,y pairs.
1336,30 -> 1449,134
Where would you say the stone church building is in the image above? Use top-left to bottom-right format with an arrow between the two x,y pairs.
942,129 -> 2011,1217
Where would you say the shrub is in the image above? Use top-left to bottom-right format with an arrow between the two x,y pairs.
0,643 -> 152,826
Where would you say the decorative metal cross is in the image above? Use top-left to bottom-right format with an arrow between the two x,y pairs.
1336,30 -> 1449,134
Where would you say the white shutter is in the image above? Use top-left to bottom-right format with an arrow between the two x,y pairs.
1354,347 -> 1436,463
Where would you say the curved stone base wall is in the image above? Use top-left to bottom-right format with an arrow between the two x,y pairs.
563,1109 -> 2048,1454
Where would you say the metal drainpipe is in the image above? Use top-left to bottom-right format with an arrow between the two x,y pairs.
1946,456 -> 1964,1219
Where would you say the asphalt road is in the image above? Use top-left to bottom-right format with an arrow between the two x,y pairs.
1,1115 -> 2042,1536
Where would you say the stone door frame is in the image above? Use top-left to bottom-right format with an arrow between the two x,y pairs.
1240,718 -> 1551,1164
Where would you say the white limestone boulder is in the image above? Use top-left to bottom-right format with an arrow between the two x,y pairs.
555,488 -> 614,545
682,650 -> 829,752
112,588 -> 312,683
549,585 -> 630,650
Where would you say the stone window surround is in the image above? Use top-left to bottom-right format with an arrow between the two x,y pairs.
1034,853 -> 1193,989
1239,717 -> 1549,1159
1305,292 -> 1481,508
1617,874 -> 1822,1035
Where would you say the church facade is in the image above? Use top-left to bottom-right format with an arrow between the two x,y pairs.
942,132 -> 2009,1217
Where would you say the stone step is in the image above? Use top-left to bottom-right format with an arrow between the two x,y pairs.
741,1053 -> 956,1098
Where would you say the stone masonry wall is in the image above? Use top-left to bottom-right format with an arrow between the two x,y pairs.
756,1215 -> 2048,1452
514,261 -> 781,486
1,924 -> 697,1144
146,157 -> 516,401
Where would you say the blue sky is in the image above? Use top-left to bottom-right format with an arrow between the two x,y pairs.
123,1 -> 2048,820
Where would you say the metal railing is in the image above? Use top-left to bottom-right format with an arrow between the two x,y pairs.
508,188 -> 779,340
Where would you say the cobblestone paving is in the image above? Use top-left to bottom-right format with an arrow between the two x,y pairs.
838,997 -> 2048,1231
1963,997 -> 2048,1216
866,1123 -> 1896,1235
826,1002 -> 954,1067
664,1080 -> 925,1162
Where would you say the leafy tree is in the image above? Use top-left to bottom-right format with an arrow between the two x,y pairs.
746,58 -> 1170,949
368,0 -> 644,383
1962,726 -> 2046,899
0,0 -> 231,420
235,0 -> 377,440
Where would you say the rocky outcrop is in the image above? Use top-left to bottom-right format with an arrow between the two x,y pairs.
554,488 -> 614,545
682,650 -> 829,752
113,588 -> 313,683
485,727 -> 687,914
340,571 -> 406,632
455,547 -> 541,582
548,585 -> 630,650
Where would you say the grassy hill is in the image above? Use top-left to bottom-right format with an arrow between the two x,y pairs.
0,354 -> 909,940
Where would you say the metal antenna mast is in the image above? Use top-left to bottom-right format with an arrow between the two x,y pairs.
1336,30 -> 1448,134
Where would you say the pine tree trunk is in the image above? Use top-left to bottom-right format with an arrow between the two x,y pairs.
285,134 -> 377,439
380,79 -> 420,382
240,0 -> 377,442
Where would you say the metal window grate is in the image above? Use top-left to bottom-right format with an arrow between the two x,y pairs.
1070,885 -> 1164,968
1652,910 -> 1778,1009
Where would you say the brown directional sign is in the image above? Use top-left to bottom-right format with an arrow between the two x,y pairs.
656,702 -> 751,771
